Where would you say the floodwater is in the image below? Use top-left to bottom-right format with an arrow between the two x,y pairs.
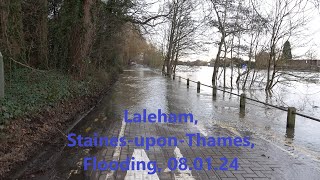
34,65 -> 320,179
176,65 -> 320,168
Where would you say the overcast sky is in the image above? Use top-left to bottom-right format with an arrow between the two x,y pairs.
145,0 -> 320,62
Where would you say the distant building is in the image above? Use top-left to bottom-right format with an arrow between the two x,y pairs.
255,51 -> 320,71
281,59 -> 320,70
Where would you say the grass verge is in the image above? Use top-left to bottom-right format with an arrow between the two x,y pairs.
0,67 -> 120,178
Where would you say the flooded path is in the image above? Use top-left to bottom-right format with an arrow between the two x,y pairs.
177,66 -> 320,167
34,66 -> 320,180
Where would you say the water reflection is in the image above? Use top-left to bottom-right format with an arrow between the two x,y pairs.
176,65 -> 320,168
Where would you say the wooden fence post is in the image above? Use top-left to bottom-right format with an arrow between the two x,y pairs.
240,93 -> 246,110
286,127 -> 295,138
0,51 -> 4,98
179,76 -> 181,82
187,78 -> 190,88
197,81 -> 200,93
212,85 -> 217,98
287,107 -> 296,129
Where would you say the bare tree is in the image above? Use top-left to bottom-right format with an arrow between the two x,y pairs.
209,0 -> 228,86
241,2 -> 267,89
209,0 -> 249,86
162,0 -> 198,76
252,0 -> 311,90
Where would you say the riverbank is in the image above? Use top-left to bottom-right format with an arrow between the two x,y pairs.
0,68 -> 120,178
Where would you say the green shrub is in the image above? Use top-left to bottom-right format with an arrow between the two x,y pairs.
0,68 -> 106,125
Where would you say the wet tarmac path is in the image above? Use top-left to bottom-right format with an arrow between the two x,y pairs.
33,66 -> 320,180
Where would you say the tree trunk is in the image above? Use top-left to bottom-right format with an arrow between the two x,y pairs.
165,2 -> 178,76
230,35 -> 235,89
70,0 -> 97,77
223,38 -> 227,88
242,34 -> 254,90
0,0 -> 25,65
212,35 -> 225,86
39,0 -> 48,69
